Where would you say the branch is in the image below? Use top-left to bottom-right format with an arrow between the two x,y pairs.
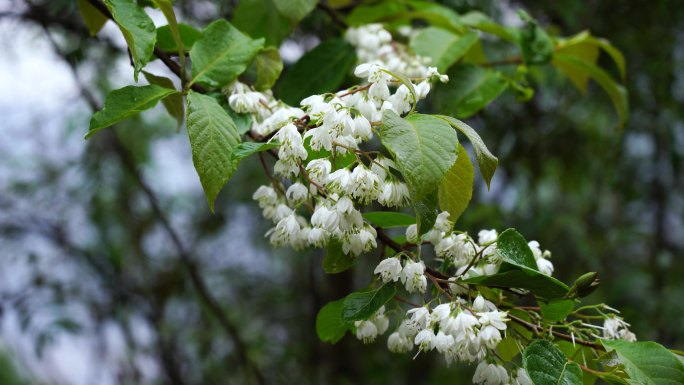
508,314 -> 604,350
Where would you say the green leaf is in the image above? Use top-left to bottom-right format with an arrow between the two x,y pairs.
303,137 -> 356,170
498,335 -> 522,361
556,31 -> 626,81
381,69 -> 417,114
142,71 -> 184,128
362,212 -> 416,228
346,2 -> 407,26
601,340 -> 684,385
410,28 -> 479,72
278,39 -> 357,106
189,19 -> 264,88
87,85 -> 176,138
151,0 -> 182,56
323,239 -> 356,274
553,53 -> 629,129
255,47 -> 283,91
518,10 -> 555,65
316,299 -> 351,344
224,106 -> 254,135
273,0 -> 317,23
414,191 -> 439,235
405,1 -> 465,34
78,0 -> 108,36
186,92 -> 241,211
523,340 -> 583,385
461,11 -> 518,42
435,64 -> 508,119
104,0 -> 156,80
342,284 -> 396,322
155,23 -> 200,52
231,142 -> 280,162
435,115 -> 498,189
554,32 -> 600,92
437,144 -> 474,224
464,229 -> 570,299
539,299 -> 575,322
377,111 -> 459,200
232,0 -> 292,47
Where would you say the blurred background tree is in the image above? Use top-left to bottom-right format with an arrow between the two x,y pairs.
0,0 -> 681,384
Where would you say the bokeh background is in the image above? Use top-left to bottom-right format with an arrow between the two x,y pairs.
0,1 -> 682,384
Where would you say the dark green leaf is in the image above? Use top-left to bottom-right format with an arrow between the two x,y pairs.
278,39 -> 357,106
342,284 -> 396,322
255,47 -> 283,91
377,111 -> 459,200
186,92 -> 241,212
87,85 -> 176,138
437,144 -> 474,223
410,28 -> 479,72
273,0 -> 316,23
155,23 -> 200,52
553,53 -> 628,129
190,19 -> 264,88
231,142 -> 280,161
316,299 -> 351,343
436,115 -> 498,189
323,239 -> 356,274
498,336 -> 521,361
460,11 -> 518,42
232,0 -> 292,46
362,212 -> 416,228
414,191 -> 439,235
539,299 -> 575,322
523,340 -> 583,385
601,340 -> 684,385
78,0 -> 108,36
496,228 -> 537,270
104,0 -> 156,80
142,71 -> 184,128
151,0 -> 183,59
405,1 -> 465,34
518,10 -> 555,65
435,64 -> 508,119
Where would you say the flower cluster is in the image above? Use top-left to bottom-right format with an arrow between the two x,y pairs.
602,315 -> 637,342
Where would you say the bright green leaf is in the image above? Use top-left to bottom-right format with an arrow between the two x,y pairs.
435,64 -> 508,119
316,299 -> 351,344
346,2 -> 407,26
342,284 -> 396,322
231,142 -> 280,162
498,335 -> 522,361
190,19 -> 264,88
224,106 -> 254,135
518,10 -> 555,65
87,85 -> 176,138
323,239 -> 356,274
377,111 -> 459,200
186,92 -> 241,212
278,39 -> 356,106
539,299 -> 575,322
523,340 -> 583,385
435,115 -> 498,189
438,144 -> 474,224
155,23 -> 200,52
255,47 -> 283,91
78,0 -> 108,36
410,28 -> 479,72
142,71 -> 184,128
273,0 -> 317,23
303,137 -> 356,170
601,340 -> 684,385
103,0 -> 156,80
362,212 -> 416,228
232,0 -> 292,46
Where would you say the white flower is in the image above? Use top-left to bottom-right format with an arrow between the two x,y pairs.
512,368 -> 532,385
433,211 -> 453,233
473,294 -> 497,313
406,224 -> 418,244
387,332 -> 413,353
374,257 -> 402,283
273,159 -> 300,177
341,226 -> 377,256
311,204 -> 340,232
349,165 -> 381,203
401,261 -> 427,293
252,185 -> 278,207
415,81 -> 431,99
354,97 -> 377,121
388,84 -> 413,114
352,115 -> 372,141
478,229 -> 498,245
536,257 -> 554,276
405,307 -> 430,330
442,310 -> 480,336
478,310 -> 508,331
354,320 -> 378,343
286,183 -> 308,205
603,316 -> 635,340
528,240 -> 543,259
369,81 -> 390,104
433,331 -> 455,354
304,126 -> 333,151
327,169 -> 352,194
378,180 -> 410,207
473,362 -> 509,385
228,91 -> 265,113
305,159 -> 331,186
307,227 -> 328,247
479,325 -> 502,349
414,328 -> 436,351
431,303 -> 453,324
